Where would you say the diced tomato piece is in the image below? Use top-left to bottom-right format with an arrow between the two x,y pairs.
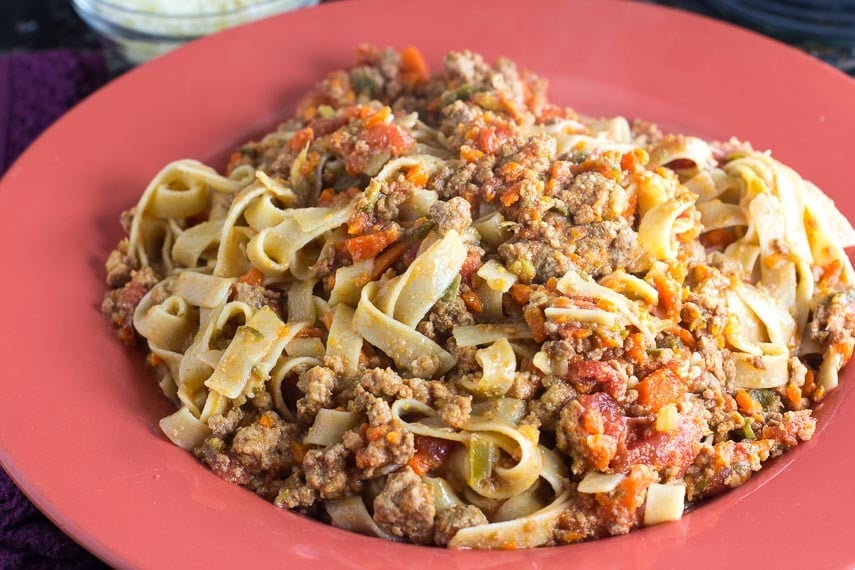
578,393 -> 628,442
407,435 -> 454,476
617,415 -> 702,477
363,123 -> 415,155
459,248 -> 483,284
566,360 -> 627,400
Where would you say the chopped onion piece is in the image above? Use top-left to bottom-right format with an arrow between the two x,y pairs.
400,188 -> 438,220
473,211 -> 511,248
477,259 -> 518,293
643,483 -> 686,526
532,350 -> 569,377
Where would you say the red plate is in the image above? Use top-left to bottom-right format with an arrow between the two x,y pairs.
1,0 -> 853,567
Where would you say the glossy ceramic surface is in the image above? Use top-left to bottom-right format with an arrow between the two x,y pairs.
1,0 -> 853,567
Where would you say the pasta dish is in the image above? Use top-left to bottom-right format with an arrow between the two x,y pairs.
101,46 -> 855,548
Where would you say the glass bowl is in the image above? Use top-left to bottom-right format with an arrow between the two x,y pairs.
71,0 -> 320,65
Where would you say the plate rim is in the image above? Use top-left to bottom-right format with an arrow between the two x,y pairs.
1,0 -> 855,567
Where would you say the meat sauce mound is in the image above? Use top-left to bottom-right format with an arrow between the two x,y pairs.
102,46 -> 855,548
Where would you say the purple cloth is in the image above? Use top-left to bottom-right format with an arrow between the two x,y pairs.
0,51 -> 107,569
0,50 -> 106,173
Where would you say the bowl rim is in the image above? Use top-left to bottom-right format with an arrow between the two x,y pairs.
73,0 -> 315,19
71,0 -> 319,42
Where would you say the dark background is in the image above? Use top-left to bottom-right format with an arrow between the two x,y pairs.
2,0 -> 854,76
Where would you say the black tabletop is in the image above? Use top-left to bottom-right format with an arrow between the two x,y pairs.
1,0 -> 99,53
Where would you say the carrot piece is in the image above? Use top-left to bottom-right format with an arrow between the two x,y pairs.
616,466 -> 656,510
802,369 -> 816,398
225,151 -> 244,175
291,441 -> 307,463
317,188 -> 336,205
785,383 -> 803,409
500,183 -> 522,207
366,424 -> 388,441
570,327 -> 592,340
668,325 -> 696,349
407,454 -> 432,477
624,332 -> 646,364
510,283 -> 533,305
302,106 -> 318,121
523,305 -> 547,343
258,414 -> 274,428
620,148 -> 649,173
476,126 -> 500,154
237,267 -> 265,287
461,291 -> 483,313
460,145 -> 484,163
406,163 -> 429,187
499,161 -> 525,181
652,272 -> 681,319
735,390 -> 762,416
371,240 -> 409,280
400,45 -> 430,87
700,227 -> 738,249
348,212 -> 374,237
363,106 -> 391,128
288,126 -> 314,151
636,368 -> 686,412
345,229 -> 398,261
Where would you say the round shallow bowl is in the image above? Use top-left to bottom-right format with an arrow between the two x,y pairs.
1,0 -> 855,567
71,0 -> 319,64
